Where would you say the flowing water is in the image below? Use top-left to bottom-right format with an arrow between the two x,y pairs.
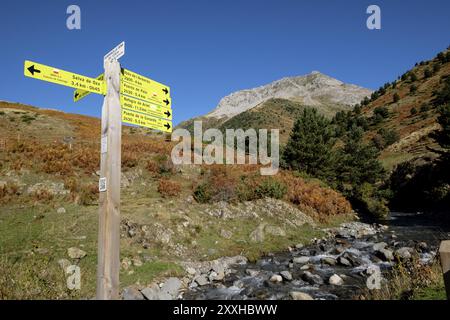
183,212 -> 450,300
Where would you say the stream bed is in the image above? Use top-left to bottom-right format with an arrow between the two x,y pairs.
182,212 -> 450,300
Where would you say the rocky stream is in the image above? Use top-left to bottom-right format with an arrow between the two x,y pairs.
123,212 -> 450,300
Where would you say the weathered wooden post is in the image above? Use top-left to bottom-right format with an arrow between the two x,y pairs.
96,57 -> 122,300
439,240 -> 450,300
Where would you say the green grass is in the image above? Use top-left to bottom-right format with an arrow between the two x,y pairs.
121,261 -> 184,288
413,284 -> 447,300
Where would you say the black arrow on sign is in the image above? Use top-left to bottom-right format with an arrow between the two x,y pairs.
163,99 -> 170,106
162,88 -> 169,95
164,123 -> 171,130
164,110 -> 171,118
27,65 -> 41,76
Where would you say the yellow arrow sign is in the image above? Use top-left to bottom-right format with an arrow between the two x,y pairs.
73,68 -> 171,105
122,109 -> 172,133
24,60 -> 106,95
74,74 -> 104,102
120,80 -> 171,108
120,95 -> 172,121
121,68 -> 170,97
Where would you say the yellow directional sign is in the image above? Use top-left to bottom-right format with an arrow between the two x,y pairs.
74,74 -> 104,102
121,68 -> 170,98
24,60 -> 106,95
120,80 -> 171,108
120,95 -> 172,121
73,68 -> 171,107
122,109 -> 172,133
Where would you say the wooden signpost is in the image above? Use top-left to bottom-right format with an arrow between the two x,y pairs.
24,42 -> 173,300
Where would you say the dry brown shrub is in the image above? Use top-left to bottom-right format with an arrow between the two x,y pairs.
0,182 -> 19,203
278,172 -> 352,222
157,179 -> 181,198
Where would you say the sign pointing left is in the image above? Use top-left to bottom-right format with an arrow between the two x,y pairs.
24,60 -> 106,95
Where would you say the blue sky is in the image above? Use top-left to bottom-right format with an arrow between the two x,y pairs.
0,0 -> 449,125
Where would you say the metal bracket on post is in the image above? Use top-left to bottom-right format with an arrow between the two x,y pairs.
96,58 -> 122,300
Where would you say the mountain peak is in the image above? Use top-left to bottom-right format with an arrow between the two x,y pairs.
206,73 -> 371,119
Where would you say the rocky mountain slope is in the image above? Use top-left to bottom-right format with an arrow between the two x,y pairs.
357,47 -> 450,170
178,72 -> 372,133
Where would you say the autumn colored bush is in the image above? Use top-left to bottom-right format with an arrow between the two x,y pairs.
157,179 -> 181,198
31,189 -> 54,202
76,183 -> 99,205
0,181 -> 19,203
146,154 -> 174,176
122,150 -> 139,169
278,173 -> 352,221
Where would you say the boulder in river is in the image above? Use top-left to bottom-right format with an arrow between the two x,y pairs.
394,247 -> 414,260
270,274 -> 283,283
329,274 -> 344,286
293,256 -> 310,264
302,271 -> 323,285
321,257 -> 336,266
376,248 -> 394,261
280,271 -> 293,281
123,286 -> 145,300
290,291 -> 314,300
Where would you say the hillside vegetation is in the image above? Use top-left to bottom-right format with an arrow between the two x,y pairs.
0,101 -> 353,299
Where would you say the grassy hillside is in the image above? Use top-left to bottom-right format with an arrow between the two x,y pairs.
358,47 -> 450,170
0,101 -> 353,299
218,98 -> 350,144
178,98 -> 352,144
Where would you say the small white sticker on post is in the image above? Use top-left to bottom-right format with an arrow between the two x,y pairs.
101,134 -> 107,154
99,177 -> 107,192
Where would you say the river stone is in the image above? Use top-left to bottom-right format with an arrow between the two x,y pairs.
123,287 -> 144,300
337,256 -> 351,267
293,256 -> 310,264
302,271 -> 323,285
377,248 -> 394,261
329,274 -> 344,286
290,291 -> 314,300
195,275 -> 209,286
373,242 -> 388,251
299,249 -> 310,256
321,257 -> 336,266
300,264 -> 311,270
141,285 -> 161,300
161,277 -> 182,298
416,242 -> 428,252
395,247 -> 413,260
67,247 -> 86,259
270,274 -> 283,283
280,271 -> 293,281
186,267 -> 197,275
246,269 -> 260,277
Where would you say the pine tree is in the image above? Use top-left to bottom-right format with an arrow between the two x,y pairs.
438,104 -> 450,147
336,126 -> 385,189
393,93 -> 400,103
282,108 -> 335,179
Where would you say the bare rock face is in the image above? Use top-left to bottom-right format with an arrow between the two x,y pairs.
206,71 -> 371,119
